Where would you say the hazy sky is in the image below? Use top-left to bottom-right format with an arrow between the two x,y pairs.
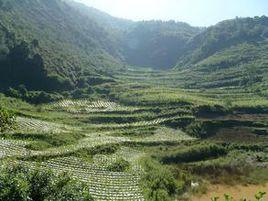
75,0 -> 268,26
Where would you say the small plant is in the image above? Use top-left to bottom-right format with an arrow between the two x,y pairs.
211,197 -> 220,201
0,106 -> 16,132
211,191 -> 266,201
255,192 -> 266,201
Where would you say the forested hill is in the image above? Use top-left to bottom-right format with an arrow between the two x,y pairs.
0,0 -> 268,102
65,0 -> 202,69
122,21 -> 201,68
0,0 -> 201,96
176,16 -> 268,67
0,0 -> 123,94
174,16 -> 268,91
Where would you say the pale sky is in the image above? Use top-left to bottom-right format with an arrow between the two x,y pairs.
74,0 -> 268,26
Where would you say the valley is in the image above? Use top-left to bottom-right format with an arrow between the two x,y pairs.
0,0 -> 267,200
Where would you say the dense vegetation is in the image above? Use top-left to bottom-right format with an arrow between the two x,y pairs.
0,106 -> 15,132
0,163 -> 93,201
122,20 -> 201,69
177,16 -> 268,66
0,0 -> 121,100
0,0 -> 267,99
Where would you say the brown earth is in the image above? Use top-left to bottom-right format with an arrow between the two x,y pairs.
190,184 -> 268,201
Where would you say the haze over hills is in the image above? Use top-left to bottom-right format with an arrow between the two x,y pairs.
0,0 -> 267,100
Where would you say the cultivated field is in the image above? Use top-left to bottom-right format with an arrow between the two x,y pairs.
1,68 -> 267,200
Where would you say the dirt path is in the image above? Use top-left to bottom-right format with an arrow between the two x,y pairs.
190,184 -> 268,201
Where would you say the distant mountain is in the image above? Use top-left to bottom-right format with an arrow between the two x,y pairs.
175,16 -> 268,91
0,0 -> 267,99
122,20 -> 202,69
176,16 -> 268,67
65,1 -> 202,69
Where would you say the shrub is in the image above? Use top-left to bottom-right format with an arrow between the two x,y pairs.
186,120 -> 222,138
26,91 -> 63,104
0,106 -> 15,132
194,105 -> 229,117
141,159 -> 179,201
162,144 -> 227,163
107,158 -> 130,172
75,144 -> 119,158
0,163 -> 93,201
5,132 -> 84,150
90,144 -> 119,155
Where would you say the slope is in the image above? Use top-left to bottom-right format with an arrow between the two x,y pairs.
0,0 -> 123,93
175,16 -> 268,92
122,20 -> 202,69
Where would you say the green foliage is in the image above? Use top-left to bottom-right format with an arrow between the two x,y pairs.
0,163 -> 93,201
107,157 -> 130,172
0,0 -> 122,98
177,16 -> 268,67
75,144 -> 120,159
123,20 -> 201,69
185,120 -> 220,138
6,86 -> 64,104
2,132 -> 84,150
141,158 -> 179,201
194,105 -> 229,117
161,144 -> 227,163
0,0 -> 267,101
0,106 -> 15,132
90,144 -> 119,155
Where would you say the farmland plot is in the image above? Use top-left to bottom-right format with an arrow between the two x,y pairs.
16,117 -> 74,133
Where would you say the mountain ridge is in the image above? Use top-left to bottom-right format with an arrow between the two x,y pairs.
0,0 -> 267,101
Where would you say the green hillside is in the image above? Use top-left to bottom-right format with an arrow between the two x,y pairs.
176,16 -> 268,65
0,0 -> 123,94
1,0 -> 267,96
174,16 -> 268,91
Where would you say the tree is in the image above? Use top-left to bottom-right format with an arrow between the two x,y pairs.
0,163 -> 93,201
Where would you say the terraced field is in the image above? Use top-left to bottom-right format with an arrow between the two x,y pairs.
1,95 -> 197,200
1,68 -> 267,200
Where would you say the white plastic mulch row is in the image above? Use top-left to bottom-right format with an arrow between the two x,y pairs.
16,117 -> 73,134
0,139 -> 30,158
32,156 -> 145,201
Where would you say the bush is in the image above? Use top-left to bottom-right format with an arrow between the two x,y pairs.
4,132 -> 84,150
75,144 -> 119,158
6,87 -> 63,104
186,120 -> 222,138
107,158 -> 130,172
0,106 -> 15,132
26,91 -> 63,104
141,159 -> 178,201
162,144 -> 227,163
194,105 -> 229,117
0,163 -> 93,201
